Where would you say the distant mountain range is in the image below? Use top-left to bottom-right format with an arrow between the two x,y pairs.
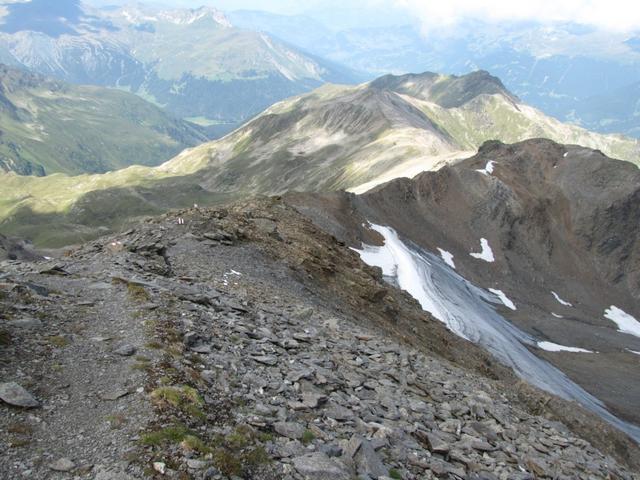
230,11 -> 640,138
1,70 -> 638,245
0,63 -> 208,175
0,0 -> 361,136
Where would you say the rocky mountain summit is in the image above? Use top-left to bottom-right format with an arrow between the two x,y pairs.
1,199 -> 639,479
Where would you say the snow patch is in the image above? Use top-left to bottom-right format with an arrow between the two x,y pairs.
604,306 -> 640,338
437,248 -> 456,269
353,224 -> 463,335
628,350 -> 640,356
551,313 -> 564,319
476,160 -> 496,176
538,341 -> 593,353
470,238 -> 495,263
552,291 -> 572,307
489,289 -> 516,311
563,152 -> 569,158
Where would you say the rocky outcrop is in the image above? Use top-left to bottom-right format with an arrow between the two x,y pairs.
1,200 -> 638,478
0,233 -> 41,261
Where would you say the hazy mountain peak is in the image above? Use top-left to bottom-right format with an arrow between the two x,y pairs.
370,70 -> 518,108
0,0 -> 119,37
118,4 -> 232,28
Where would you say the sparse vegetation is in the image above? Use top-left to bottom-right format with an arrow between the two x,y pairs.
211,426 -> 271,477
106,414 -> 127,429
127,283 -> 151,302
389,468 -> 402,479
301,429 -> 316,445
181,435 -> 210,454
150,385 -> 205,419
8,423 -> 33,435
140,425 -> 192,446
47,335 -> 69,348
0,329 -> 11,345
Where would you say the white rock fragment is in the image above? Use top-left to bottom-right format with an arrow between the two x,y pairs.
153,462 -> 166,474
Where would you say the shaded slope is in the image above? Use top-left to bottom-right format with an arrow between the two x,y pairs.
0,64 -> 209,176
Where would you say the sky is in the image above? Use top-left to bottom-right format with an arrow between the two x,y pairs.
85,0 -> 640,32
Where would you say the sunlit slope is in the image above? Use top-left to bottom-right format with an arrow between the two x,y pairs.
1,71 -> 638,245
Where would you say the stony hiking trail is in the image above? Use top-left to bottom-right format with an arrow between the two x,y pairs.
1,200 -> 639,479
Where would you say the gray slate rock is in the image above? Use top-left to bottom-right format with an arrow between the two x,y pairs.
354,440 -> 388,478
49,458 -> 75,472
0,382 -> 40,408
293,452 -> 351,480
274,422 -> 306,440
113,344 -> 136,356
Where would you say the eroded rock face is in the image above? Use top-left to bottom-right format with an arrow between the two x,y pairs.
287,138 -> 640,431
0,200 -> 638,478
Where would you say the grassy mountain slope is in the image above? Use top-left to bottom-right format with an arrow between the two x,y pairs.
1,71 -> 639,245
0,64 -> 209,176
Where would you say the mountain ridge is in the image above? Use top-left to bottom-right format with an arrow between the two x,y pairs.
1,70 -> 639,245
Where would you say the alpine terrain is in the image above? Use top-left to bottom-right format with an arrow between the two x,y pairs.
1,70 -> 639,245
2,3 -> 640,479
1,199 -> 639,479
0,0 -> 360,136
230,10 -> 640,137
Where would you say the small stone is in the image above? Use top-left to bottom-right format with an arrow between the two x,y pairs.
186,459 -> 209,470
153,462 -> 166,474
0,382 -> 40,408
101,389 -> 129,401
422,431 -> 450,454
354,440 -> 387,478
49,458 -> 75,472
252,355 -> 278,366
113,344 -> 136,356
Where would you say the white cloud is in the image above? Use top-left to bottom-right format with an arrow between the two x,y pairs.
396,0 -> 640,32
